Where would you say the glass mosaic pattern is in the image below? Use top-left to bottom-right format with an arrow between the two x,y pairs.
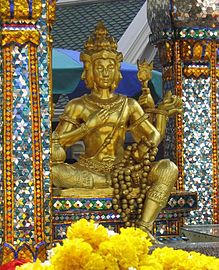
53,212 -> 122,223
52,192 -> 197,242
147,0 -> 219,31
182,77 -> 213,224
147,0 -> 171,35
0,0 -> 52,247
53,198 -> 113,212
173,0 -> 219,28
147,1 -> 219,43
12,45 -> 35,245
36,1 -> 52,244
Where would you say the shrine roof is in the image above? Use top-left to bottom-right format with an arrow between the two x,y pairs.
53,0 -> 145,51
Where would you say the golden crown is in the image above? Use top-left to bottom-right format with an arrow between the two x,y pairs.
80,21 -> 123,62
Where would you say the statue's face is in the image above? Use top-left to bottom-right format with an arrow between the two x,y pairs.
93,59 -> 116,89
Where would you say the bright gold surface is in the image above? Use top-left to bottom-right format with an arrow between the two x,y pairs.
2,30 -> 40,46
52,22 -> 182,234
0,0 -> 42,21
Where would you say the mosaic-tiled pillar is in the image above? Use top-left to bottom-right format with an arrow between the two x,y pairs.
0,0 -> 56,263
147,0 -> 219,224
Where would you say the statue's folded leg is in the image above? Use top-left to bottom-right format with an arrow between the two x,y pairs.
52,163 -> 94,188
138,159 -> 178,233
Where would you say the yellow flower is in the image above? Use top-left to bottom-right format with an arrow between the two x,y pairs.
102,253 -> 120,270
84,253 -> 105,270
67,219 -> 109,250
51,238 -> 93,270
151,247 -> 219,270
98,227 -> 151,269
17,220 -> 219,270
119,227 -> 152,255
139,254 -> 163,270
16,259 -> 54,270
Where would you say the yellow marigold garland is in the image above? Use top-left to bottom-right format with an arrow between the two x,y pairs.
16,219 -> 219,270
67,218 -> 109,250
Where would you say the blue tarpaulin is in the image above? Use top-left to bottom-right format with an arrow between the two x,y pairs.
52,48 -> 162,101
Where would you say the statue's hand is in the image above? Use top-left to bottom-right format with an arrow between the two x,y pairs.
52,131 -> 60,142
137,59 -> 153,87
86,109 -> 110,129
52,131 -> 66,163
138,88 -> 155,109
158,91 -> 183,117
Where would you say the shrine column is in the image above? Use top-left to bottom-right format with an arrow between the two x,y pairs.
147,1 -> 219,224
0,0 -> 56,262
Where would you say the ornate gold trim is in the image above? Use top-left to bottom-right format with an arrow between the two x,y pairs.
175,41 -> 184,191
47,25 -> 53,246
2,30 -> 40,47
183,66 -> 210,78
46,0 -> 56,25
210,41 -> 219,224
0,0 -> 42,21
28,44 -> 44,242
3,45 -> 14,243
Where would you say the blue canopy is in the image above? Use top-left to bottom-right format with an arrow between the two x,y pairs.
52,48 -> 162,100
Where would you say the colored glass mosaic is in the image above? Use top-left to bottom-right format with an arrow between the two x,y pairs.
53,198 -> 113,212
53,222 -> 119,242
53,211 -> 121,223
147,1 -> 219,43
154,220 -> 180,237
148,1 -> 219,226
182,77 -> 213,224
52,192 -> 197,242
0,0 -> 52,254
150,28 -> 219,44
173,1 -> 218,28
177,28 -> 219,40
147,0 -> 171,36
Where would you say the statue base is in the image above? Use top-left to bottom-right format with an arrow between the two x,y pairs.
53,187 -> 140,198
52,191 -> 197,243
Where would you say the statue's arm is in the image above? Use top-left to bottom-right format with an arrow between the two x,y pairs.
154,113 -> 168,141
128,99 -> 161,146
142,91 -> 183,142
55,100 -> 110,147
58,123 -> 88,147
54,101 -> 87,147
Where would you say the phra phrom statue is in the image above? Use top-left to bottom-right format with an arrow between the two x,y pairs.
52,22 -> 182,242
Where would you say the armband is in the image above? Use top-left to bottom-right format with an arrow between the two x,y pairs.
59,113 -> 81,128
129,114 -> 149,131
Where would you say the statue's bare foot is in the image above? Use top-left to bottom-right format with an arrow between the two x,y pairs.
142,227 -> 162,245
137,221 -> 162,245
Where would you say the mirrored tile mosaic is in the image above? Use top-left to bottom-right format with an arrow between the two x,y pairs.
147,0 -> 172,35
182,77 -> 213,224
12,45 -> 35,245
173,0 -> 219,28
